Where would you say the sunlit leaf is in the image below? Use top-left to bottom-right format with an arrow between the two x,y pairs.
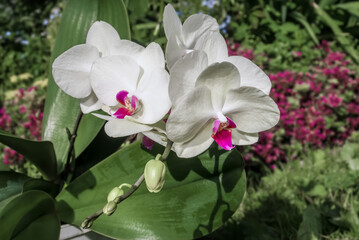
56,142 -> 246,239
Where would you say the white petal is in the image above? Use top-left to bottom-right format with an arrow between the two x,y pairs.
104,118 -> 152,138
172,122 -> 214,158
142,130 -> 167,147
195,62 -> 241,112
109,39 -> 145,59
222,87 -> 280,133
166,86 -> 215,142
80,91 -> 102,113
227,56 -> 271,95
182,14 -> 219,48
169,50 -> 208,104
86,21 -> 120,56
91,55 -> 140,106
138,42 -> 165,82
163,4 -> 182,40
194,31 -> 228,65
231,130 -> 259,145
92,113 -> 112,121
166,34 -> 187,70
134,68 -> 171,124
52,44 -> 99,98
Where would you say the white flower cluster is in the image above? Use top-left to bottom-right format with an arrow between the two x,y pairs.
52,4 -> 280,158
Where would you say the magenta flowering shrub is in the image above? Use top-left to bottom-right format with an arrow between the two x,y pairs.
0,86 -> 44,166
230,41 -> 359,166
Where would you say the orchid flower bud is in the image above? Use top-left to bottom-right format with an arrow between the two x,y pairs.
103,201 -> 117,216
144,154 -> 166,193
107,187 -> 124,203
81,219 -> 94,229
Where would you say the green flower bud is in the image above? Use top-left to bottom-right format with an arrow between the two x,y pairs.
103,201 -> 117,216
81,219 -> 94,229
144,158 -> 166,193
107,187 -> 124,203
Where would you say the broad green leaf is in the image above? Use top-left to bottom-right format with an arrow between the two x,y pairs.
42,0 -> 130,173
297,205 -> 322,240
0,190 -> 59,240
0,171 -> 59,203
56,142 -> 246,239
0,172 -> 29,203
73,114 -> 104,158
313,2 -> 359,64
12,213 -> 60,240
0,130 -> 57,180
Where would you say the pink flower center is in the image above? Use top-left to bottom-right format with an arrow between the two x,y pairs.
113,90 -> 139,119
212,116 -> 236,150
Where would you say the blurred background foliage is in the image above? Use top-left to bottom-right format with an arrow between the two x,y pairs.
0,0 -> 358,239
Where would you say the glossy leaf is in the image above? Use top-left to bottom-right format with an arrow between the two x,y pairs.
0,171 -> 59,202
0,190 -> 59,240
56,142 -> 246,239
334,2 -> 359,18
0,130 -> 57,180
42,0 -> 130,173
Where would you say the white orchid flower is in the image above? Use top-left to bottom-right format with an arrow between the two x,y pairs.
52,21 -> 122,113
166,62 -> 280,158
163,4 -> 219,69
90,42 -> 171,138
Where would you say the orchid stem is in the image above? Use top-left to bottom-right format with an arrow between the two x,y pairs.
62,112 -> 83,186
82,140 -> 173,229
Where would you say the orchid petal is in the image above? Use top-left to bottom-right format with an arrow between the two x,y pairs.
223,87 -> 280,133
166,86 -> 215,142
182,14 -> 219,48
86,21 -> 120,56
169,50 -> 208,104
138,42 -> 165,81
109,39 -> 145,59
231,130 -> 259,145
173,122 -> 214,158
91,55 -> 140,106
227,56 -> 272,95
52,44 -> 99,98
163,4 -> 182,41
194,31 -> 228,65
80,91 -> 102,114
92,113 -> 112,121
195,62 -> 241,111
104,118 -> 152,138
165,34 -> 187,70
212,129 -> 234,150
134,68 -> 171,124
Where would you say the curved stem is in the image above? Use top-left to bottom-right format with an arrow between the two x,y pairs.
82,140 -> 173,229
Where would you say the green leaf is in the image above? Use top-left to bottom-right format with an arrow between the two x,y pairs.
297,205 -> 322,240
313,2 -> 359,64
42,0 -> 130,173
334,2 -> 359,18
0,171 -> 59,202
0,130 -> 57,180
0,190 -> 60,240
56,142 -> 246,239
291,12 -> 319,45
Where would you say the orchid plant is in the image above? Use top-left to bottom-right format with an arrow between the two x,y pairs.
53,2 -> 279,225
0,1 -> 279,239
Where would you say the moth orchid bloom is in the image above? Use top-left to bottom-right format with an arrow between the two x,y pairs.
166,62 -> 280,158
163,4 -> 219,69
52,21 -> 121,113
90,42 -> 171,138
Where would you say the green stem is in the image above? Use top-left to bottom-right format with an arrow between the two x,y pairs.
82,139 -> 173,229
